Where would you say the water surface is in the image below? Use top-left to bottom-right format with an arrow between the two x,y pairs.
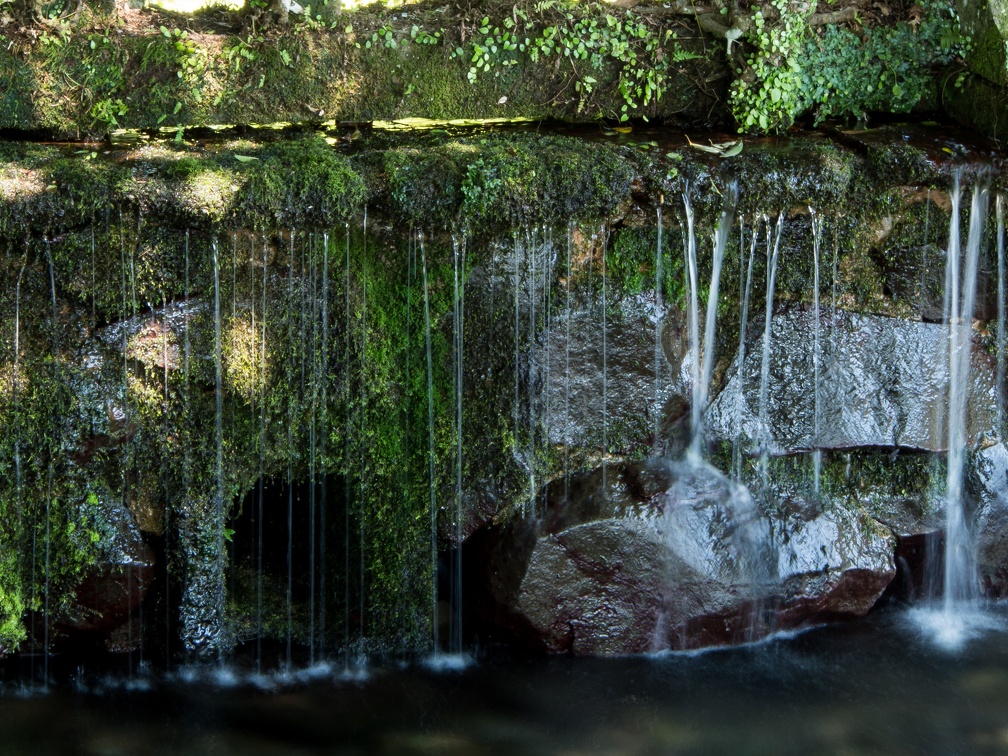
3,606 -> 1008,754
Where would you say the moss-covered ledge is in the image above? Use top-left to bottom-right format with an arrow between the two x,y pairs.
0,2 -> 725,138
0,0 -> 973,139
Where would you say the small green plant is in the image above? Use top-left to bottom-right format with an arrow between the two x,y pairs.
455,4 -> 701,121
160,25 -> 209,91
225,35 -> 260,72
729,0 -> 809,133
91,97 -> 127,129
797,0 -> 969,123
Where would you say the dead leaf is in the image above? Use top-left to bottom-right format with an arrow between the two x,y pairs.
908,3 -> 924,30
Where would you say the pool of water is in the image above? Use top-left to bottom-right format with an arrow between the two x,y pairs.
3,605 -> 1008,754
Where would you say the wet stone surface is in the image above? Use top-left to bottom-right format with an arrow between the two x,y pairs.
706,310 -> 999,454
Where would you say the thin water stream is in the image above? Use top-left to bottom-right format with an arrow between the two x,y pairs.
811,210 -> 822,496
758,214 -> 784,479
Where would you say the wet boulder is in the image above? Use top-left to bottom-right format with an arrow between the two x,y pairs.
479,458 -> 896,655
706,311 -> 998,454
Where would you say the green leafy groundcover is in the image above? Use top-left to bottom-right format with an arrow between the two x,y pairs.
730,0 -> 968,132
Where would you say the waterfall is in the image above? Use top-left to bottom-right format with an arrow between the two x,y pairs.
683,190 -> 700,454
308,234 -> 317,664
601,225 -> 608,493
811,210 -> 823,496
359,208 -> 368,643
944,180 -> 988,609
528,229 -> 537,513
922,190 -> 932,315
44,244 -> 57,685
257,233 -> 267,672
758,214 -> 785,479
13,266 -> 23,615
212,237 -> 225,662
286,230 -> 295,669
564,223 -> 572,503
319,230 -> 329,655
451,235 -> 465,654
344,224 -> 352,661
691,182 -> 738,456
513,232 -> 520,467
544,228 -> 553,479
831,223 -> 839,350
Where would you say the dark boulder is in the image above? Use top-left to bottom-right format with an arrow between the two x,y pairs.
479,457 -> 896,654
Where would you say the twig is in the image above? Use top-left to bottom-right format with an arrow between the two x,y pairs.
808,7 -> 857,25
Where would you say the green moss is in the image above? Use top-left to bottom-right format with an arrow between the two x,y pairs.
234,139 -> 367,229
458,134 -> 635,228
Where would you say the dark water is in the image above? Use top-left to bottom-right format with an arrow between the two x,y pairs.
3,606 -> 1008,755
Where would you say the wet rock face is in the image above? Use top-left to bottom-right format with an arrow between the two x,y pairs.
972,442 -> 1008,596
541,295 -> 682,457
481,460 -> 895,654
63,499 -> 156,639
956,0 -> 1008,87
706,311 -> 998,453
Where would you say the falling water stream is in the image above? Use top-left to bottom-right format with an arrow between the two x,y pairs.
286,230 -> 295,669
758,215 -> 785,479
420,234 -> 438,655
5,132 -> 1008,716
734,221 -> 757,482
601,226 -> 608,493
997,195 -> 1005,441
452,235 -> 465,655
911,177 -> 994,650
811,210 -> 823,496
690,182 -> 737,455
655,205 -> 664,453
319,231 -> 330,657
944,182 -> 988,608
212,238 -> 225,662
564,223 -> 572,503
344,225 -> 352,663
257,233 -> 268,672
683,191 -> 700,453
